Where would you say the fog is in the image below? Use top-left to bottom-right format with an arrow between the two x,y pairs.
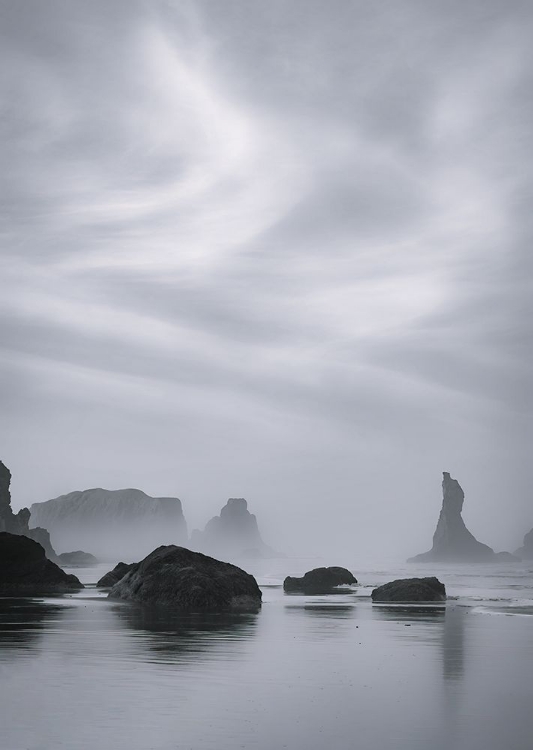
1,1 -> 532,562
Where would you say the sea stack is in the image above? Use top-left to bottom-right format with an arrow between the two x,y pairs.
408,472 -> 495,563
190,498 -> 274,560
515,529 -> 533,560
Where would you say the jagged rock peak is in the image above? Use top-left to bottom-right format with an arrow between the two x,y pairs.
191,498 -> 274,560
408,472 -> 495,563
515,528 -> 533,560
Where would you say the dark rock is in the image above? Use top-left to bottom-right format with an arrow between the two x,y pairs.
108,545 -> 262,611
30,487 -> 188,560
372,577 -> 446,603
0,532 -> 83,594
408,472 -> 495,563
58,551 -> 98,567
25,527 -> 59,563
283,566 -> 357,593
190,498 -> 275,560
97,562 -> 136,587
515,528 -> 533,560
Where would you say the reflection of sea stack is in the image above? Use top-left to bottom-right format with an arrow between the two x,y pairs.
409,472 -> 495,563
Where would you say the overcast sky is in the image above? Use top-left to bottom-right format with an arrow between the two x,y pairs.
1,0 -> 532,559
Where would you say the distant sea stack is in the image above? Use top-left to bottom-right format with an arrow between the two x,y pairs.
408,472 -> 495,563
0,460 -> 57,561
30,488 -> 188,561
515,529 -> 533,560
190,498 -> 274,560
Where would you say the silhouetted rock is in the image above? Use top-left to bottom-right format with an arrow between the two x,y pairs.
283,567 -> 357,593
0,532 -> 83,594
190,498 -> 274,560
408,472 -> 495,563
58,551 -> 98,567
108,545 -> 262,611
0,460 -> 58,561
30,487 -> 188,560
97,562 -> 135,587
515,529 -> 533,560
372,577 -> 446,602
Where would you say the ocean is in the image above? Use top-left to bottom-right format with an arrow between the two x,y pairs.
1,557 -> 532,750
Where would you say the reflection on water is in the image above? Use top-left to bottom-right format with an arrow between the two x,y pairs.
0,597 -> 65,653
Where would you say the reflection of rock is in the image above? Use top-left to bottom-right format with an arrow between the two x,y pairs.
0,532 -> 83,594
58,551 -> 98,567
372,577 -> 446,602
515,529 -> 533,560
109,545 -> 262,611
30,487 -> 188,560
97,562 -> 136,587
283,567 -> 357,594
0,598 -> 64,654
190,498 -> 274,560
409,472 -> 495,563
0,460 -> 58,561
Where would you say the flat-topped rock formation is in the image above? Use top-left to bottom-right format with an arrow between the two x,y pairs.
0,460 -> 57,561
284,567 -> 357,593
408,472 -> 495,563
0,532 -> 83,594
515,529 -> 533,560
30,488 -> 188,560
58,551 -> 98,567
372,577 -> 446,602
190,498 -> 274,560
108,545 -> 262,611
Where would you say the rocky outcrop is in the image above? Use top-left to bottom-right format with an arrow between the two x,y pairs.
372,577 -> 446,602
283,567 -> 357,593
0,532 -> 83,594
190,498 -> 274,560
515,529 -> 533,560
97,562 -> 135,587
30,488 -> 188,560
108,545 -> 262,611
0,460 -> 58,561
58,551 -> 98,567
408,472 -> 495,563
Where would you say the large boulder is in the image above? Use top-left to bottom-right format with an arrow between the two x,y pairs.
408,472 -> 495,563
30,487 -> 188,561
284,566 -> 357,593
58,551 -> 98,567
108,545 -> 262,611
0,532 -> 83,594
515,529 -> 533,560
372,577 -> 446,603
190,498 -> 275,560
97,561 -> 136,587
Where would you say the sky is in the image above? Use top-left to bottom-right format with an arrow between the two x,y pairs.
1,0 -> 532,559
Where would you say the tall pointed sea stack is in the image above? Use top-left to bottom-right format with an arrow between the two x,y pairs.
408,472 -> 495,563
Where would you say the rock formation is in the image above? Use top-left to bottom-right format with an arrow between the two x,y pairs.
515,528 -> 533,560
283,567 -> 357,593
371,577 -> 446,602
190,498 -> 274,560
0,532 -> 83,594
108,545 -> 262,611
408,472 -> 495,563
30,488 -> 188,560
57,551 -> 98,567
0,460 -> 58,561
97,562 -> 136,588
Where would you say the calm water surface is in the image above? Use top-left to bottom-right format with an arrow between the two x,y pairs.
1,558 -> 532,750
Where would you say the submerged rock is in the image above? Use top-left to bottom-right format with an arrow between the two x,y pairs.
408,472 -> 495,563
283,567 -> 357,593
0,532 -> 83,594
514,529 -> 533,560
58,551 -> 98,567
372,577 -> 446,603
97,562 -> 135,588
190,498 -> 275,560
30,487 -> 188,561
108,545 -> 262,611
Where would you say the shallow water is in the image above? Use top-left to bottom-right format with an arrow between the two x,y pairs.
1,558 -> 532,750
